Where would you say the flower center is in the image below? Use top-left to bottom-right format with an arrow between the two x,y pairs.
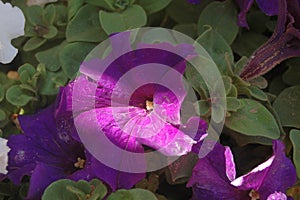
249,190 -> 260,200
74,157 -> 85,169
145,100 -> 154,111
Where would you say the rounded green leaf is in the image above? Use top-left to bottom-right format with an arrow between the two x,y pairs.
42,179 -> 78,200
0,85 -> 4,102
290,129 -> 300,178
43,26 -> 58,39
0,109 -> 6,121
18,64 -> 36,84
273,86 -> 300,129
59,42 -> 96,79
86,0 -> 115,11
137,0 -> 171,15
6,85 -> 35,107
107,189 -> 158,200
225,99 -> 280,139
99,5 -> 147,35
23,37 -> 47,51
173,23 -> 198,39
198,0 -> 238,44
66,5 -> 107,43
196,26 -> 233,74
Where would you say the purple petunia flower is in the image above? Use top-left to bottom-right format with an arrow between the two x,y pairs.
240,0 -> 300,80
7,105 -> 96,200
187,0 -> 201,4
187,140 -> 297,200
56,32 -> 207,189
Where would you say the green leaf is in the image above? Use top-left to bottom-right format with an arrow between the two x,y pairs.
99,5 -> 147,35
173,23 -> 198,39
18,63 -> 36,84
290,129 -> 300,178
68,0 -> 85,20
226,97 -> 242,112
38,69 -> 68,95
43,26 -> 58,39
195,100 -> 210,116
197,0 -> 238,44
35,41 -> 67,72
6,85 -> 35,107
166,0 -> 212,24
225,99 -> 280,139
273,86 -> 300,129
66,5 -> 107,43
232,32 -> 268,57
239,86 -> 268,101
26,5 -> 44,25
282,58 -> 300,86
137,0 -> 171,15
108,189 -> 158,200
23,37 -> 47,51
42,179 -> 79,200
0,85 -> 4,102
86,0 -> 115,11
196,26 -> 233,74
249,76 -> 268,89
59,42 -> 96,79
0,109 -> 6,121
234,56 -> 248,75
44,4 -> 56,25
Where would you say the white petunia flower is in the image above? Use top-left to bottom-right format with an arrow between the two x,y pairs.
0,137 -> 10,174
0,0 -> 25,64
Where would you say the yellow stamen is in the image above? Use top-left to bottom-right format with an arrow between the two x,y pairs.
146,100 -> 154,111
74,157 -> 85,169
249,190 -> 260,200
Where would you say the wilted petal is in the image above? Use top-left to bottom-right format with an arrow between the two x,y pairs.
235,0 -> 255,28
240,0 -> 300,80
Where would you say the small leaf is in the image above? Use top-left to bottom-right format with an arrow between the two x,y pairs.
197,0 -> 238,44
234,56 -> 248,75
225,99 -> 280,139
273,86 -> 300,129
43,26 -> 58,39
42,179 -> 79,200
66,5 -> 107,43
173,23 -> 198,39
44,4 -> 56,25
99,5 -> 147,35
226,97 -> 242,112
86,0 -> 115,11
0,85 -> 4,102
196,26 -> 233,74
59,42 -> 96,79
239,86 -> 268,101
26,5 -> 44,25
0,109 -> 6,121
68,0 -> 85,20
195,100 -> 210,116
6,85 -> 35,107
35,41 -> 67,72
23,37 -> 47,51
18,63 -> 36,84
249,76 -> 268,89
137,0 -> 171,15
290,129 -> 300,178
107,189 -> 158,200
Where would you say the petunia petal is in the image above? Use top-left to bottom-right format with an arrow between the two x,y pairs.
26,163 -> 65,200
256,0 -> 279,15
0,35 -> 18,64
187,142 -> 249,199
234,0 -> 255,28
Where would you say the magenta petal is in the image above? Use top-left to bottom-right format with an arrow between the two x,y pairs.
187,142 -> 249,199
232,141 -> 297,199
26,163 -> 65,200
225,146 -> 236,182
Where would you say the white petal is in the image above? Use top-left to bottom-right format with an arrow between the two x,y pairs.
0,1 -> 25,39
0,137 -> 10,174
0,35 -> 18,64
